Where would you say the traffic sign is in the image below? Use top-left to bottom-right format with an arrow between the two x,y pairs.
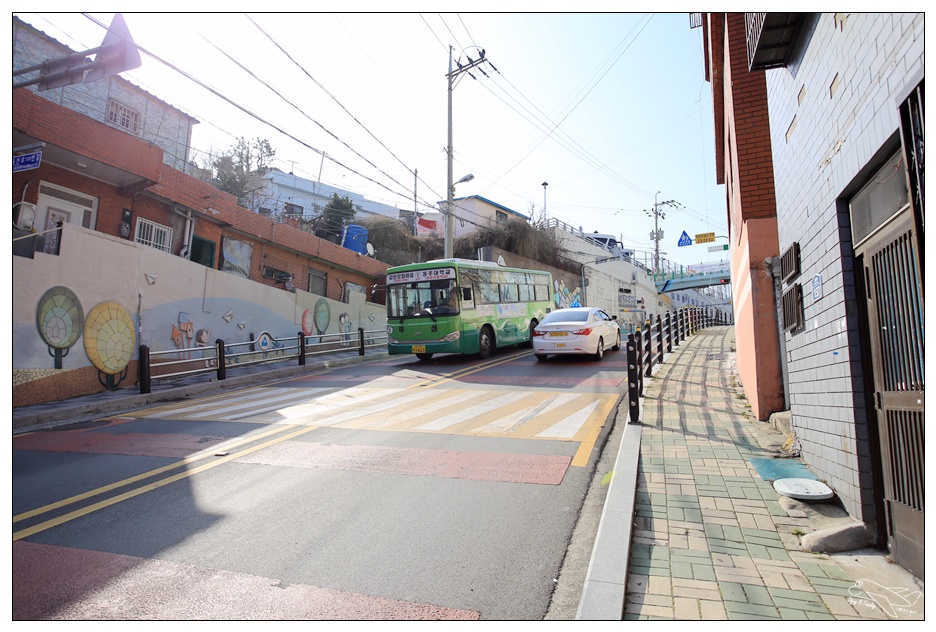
677,231 -> 693,247
13,150 -> 42,172
708,244 -> 729,252
696,232 -> 715,243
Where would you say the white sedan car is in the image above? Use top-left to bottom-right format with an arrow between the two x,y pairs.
532,307 -> 621,361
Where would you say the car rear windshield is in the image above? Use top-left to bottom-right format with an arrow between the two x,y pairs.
542,310 -> 589,324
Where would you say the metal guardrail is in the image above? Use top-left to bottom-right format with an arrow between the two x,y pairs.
138,327 -> 389,394
626,307 -> 727,423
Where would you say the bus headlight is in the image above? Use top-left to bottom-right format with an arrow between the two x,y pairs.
388,336 -> 399,344
440,330 -> 461,342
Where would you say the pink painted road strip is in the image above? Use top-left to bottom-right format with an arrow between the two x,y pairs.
13,541 -> 479,620
236,441 -> 571,485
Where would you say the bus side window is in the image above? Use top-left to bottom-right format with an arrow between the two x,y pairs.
462,287 -> 472,301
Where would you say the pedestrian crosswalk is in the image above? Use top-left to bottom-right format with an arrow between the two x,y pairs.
135,385 -> 618,441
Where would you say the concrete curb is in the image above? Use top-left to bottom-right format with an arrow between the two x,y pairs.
576,416 -> 643,620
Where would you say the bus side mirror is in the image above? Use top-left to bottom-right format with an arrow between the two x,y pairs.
462,287 -> 472,301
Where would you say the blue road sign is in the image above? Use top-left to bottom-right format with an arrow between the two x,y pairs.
678,231 -> 693,247
13,151 -> 42,172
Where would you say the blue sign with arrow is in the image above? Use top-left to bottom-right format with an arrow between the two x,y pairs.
677,230 -> 693,247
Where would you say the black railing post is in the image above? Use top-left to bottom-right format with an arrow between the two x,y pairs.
358,327 -> 366,356
215,339 -> 226,381
627,333 -> 640,423
655,314 -> 663,364
665,311 -> 673,353
635,326 -> 644,396
139,345 -> 151,394
298,332 -> 306,366
644,320 -> 653,377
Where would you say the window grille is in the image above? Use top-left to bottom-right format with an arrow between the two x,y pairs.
106,99 -> 141,134
135,218 -> 172,253
780,242 -> 800,283
781,283 -> 804,332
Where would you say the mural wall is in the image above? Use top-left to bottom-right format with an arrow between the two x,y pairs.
13,224 -> 387,406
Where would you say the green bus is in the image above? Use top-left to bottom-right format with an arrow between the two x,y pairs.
386,259 -> 553,360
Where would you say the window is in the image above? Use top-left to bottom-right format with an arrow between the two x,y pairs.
308,268 -> 327,296
500,284 -> 519,302
220,237 -> 252,278
106,99 -> 141,134
780,242 -> 800,283
190,235 -> 215,268
899,78 -> 924,217
262,267 -> 292,283
496,210 -> 508,223
781,284 -> 804,332
135,218 -> 172,252
284,203 -> 304,217
479,283 -> 500,304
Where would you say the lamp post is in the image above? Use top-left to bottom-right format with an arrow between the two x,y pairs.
445,45 -> 489,259
542,181 -> 548,224
446,173 -> 474,257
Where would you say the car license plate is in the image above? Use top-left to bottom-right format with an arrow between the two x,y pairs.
555,343 -> 566,348
548,332 -> 568,337
412,345 -> 426,353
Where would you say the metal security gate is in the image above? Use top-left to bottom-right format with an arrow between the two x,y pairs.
852,147 -> 924,580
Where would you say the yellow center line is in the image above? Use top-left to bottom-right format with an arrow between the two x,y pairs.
13,424 -> 300,525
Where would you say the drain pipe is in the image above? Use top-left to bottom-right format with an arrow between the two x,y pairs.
768,256 -> 790,407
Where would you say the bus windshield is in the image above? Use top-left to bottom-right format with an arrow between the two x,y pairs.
387,278 -> 460,318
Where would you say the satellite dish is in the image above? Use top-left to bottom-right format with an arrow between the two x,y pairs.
496,255 -> 506,267
366,243 -> 375,257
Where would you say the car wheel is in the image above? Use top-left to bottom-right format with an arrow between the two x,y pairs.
593,337 -> 604,361
416,353 -> 434,361
477,325 -> 495,359
535,353 -> 548,361
612,330 -> 621,350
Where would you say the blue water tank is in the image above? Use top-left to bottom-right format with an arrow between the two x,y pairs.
341,224 -> 368,254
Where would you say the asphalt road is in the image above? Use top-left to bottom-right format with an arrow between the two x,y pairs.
13,347 -> 626,620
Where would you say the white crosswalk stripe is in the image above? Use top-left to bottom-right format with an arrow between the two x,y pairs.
472,393 -> 581,435
137,386 -> 613,440
535,400 -> 601,439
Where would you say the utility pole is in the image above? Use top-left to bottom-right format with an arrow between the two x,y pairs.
647,192 -> 682,273
445,46 -> 490,258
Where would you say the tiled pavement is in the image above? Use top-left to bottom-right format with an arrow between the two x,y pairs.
621,326 -> 924,621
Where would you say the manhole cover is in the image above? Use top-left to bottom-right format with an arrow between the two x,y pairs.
773,478 -> 834,500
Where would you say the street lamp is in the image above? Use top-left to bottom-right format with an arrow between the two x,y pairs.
542,182 -> 548,223
445,173 -> 474,257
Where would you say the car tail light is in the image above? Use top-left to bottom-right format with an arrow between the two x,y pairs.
532,329 -> 545,337
572,328 -> 593,335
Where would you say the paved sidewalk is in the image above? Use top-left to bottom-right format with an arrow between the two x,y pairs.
620,326 -> 923,621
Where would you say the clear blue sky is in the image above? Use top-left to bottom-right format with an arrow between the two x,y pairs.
15,8 -> 727,268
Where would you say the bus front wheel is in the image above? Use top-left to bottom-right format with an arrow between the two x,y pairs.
477,326 -> 495,359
